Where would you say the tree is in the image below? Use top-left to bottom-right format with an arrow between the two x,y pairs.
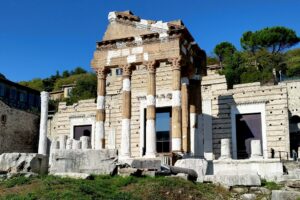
19,78 -> 44,91
286,48 -> 300,77
67,73 -> 97,105
62,70 -> 70,78
214,42 -> 236,66
71,67 -> 87,75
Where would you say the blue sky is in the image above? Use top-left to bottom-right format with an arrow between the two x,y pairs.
1,0 -> 300,82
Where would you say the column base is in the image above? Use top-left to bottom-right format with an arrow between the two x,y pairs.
144,153 -> 157,158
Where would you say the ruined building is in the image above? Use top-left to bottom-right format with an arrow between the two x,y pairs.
0,76 -> 40,154
47,11 -> 300,163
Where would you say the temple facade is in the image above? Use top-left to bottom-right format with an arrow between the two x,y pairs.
47,11 -> 300,162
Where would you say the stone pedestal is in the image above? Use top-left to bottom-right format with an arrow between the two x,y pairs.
220,139 -> 231,160
72,140 -> 81,150
250,140 -> 263,159
38,91 -> 49,155
59,135 -> 67,150
66,138 -> 72,150
80,136 -> 90,149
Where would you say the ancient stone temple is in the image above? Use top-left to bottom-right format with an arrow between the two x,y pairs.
90,11 -> 206,160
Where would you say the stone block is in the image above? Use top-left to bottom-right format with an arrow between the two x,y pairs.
50,149 -> 117,175
271,190 -> 300,200
174,158 -> 208,182
240,193 -> 256,200
0,153 -> 48,174
52,172 -> 92,179
210,173 -> 261,187
213,158 -> 283,181
128,158 -> 161,170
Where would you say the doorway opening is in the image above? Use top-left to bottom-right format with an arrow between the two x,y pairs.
73,125 -> 91,140
236,113 -> 262,159
143,107 -> 172,155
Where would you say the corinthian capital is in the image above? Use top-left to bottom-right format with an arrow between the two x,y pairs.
121,64 -> 133,77
97,67 -> 110,80
169,56 -> 184,71
145,60 -> 159,73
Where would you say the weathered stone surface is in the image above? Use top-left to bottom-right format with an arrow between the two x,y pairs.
50,149 -> 117,175
128,158 -> 161,170
213,158 -> 283,181
231,187 -> 248,193
249,187 -> 271,195
52,172 -> 92,179
0,153 -> 48,174
174,158 -> 208,182
240,193 -> 256,200
271,190 -> 300,200
0,100 -> 39,154
209,173 -> 261,187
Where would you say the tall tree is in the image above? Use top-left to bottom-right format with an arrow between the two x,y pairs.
214,42 -> 236,66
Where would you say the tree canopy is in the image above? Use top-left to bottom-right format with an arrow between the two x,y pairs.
213,26 -> 300,88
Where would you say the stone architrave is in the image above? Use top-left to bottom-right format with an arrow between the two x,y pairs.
38,91 -> 49,155
219,138 -> 231,160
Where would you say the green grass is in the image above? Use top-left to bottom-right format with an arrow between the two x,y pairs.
0,175 -> 230,200
261,179 -> 282,190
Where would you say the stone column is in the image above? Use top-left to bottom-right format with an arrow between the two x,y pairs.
189,83 -> 197,156
38,91 -> 49,155
250,140 -> 263,159
59,135 -> 67,150
145,61 -> 158,158
95,67 -> 109,149
120,64 -> 133,159
181,75 -> 189,153
170,57 -> 183,152
219,138 -> 231,160
80,136 -> 90,149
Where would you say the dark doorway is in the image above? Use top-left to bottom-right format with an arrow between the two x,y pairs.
156,107 -> 172,153
290,115 -> 300,157
73,125 -> 91,140
143,107 -> 172,155
236,113 -> 262,159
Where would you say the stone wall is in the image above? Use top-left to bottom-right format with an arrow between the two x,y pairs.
281,80 -> 300,117
0,100 -> 39,154
201,72 -> 290,158
48,62 -> 173,158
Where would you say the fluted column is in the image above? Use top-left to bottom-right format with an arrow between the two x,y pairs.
170,57 -> 183,152
95,67 -> 109,149
38,91 -> 49,155
181,74 -> 189,153
145,61 -> 158,158
120,64 -> 133,159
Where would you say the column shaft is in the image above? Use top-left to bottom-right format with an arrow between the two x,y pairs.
170,57 -> 182,152
120,64 -> 132,159
95,67 -> 108,149
181,77 -> 189,153
38,91 -> 49,155
145,61 -> 157,157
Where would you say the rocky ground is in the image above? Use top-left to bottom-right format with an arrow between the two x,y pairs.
0,174 -> 294,200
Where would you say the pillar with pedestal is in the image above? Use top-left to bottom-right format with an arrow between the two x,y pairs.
145,61 -> 158,158
181,73 -> 190,153
38,91 -> 49,155
219,138 -> 232,160
120,64 -> 133,159
95,67 -> 109,149
250,140 -> 263,159
170,57 -> 183,152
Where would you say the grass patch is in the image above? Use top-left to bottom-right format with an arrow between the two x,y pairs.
261,179 -> 282,190
0,175 -> 230,200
